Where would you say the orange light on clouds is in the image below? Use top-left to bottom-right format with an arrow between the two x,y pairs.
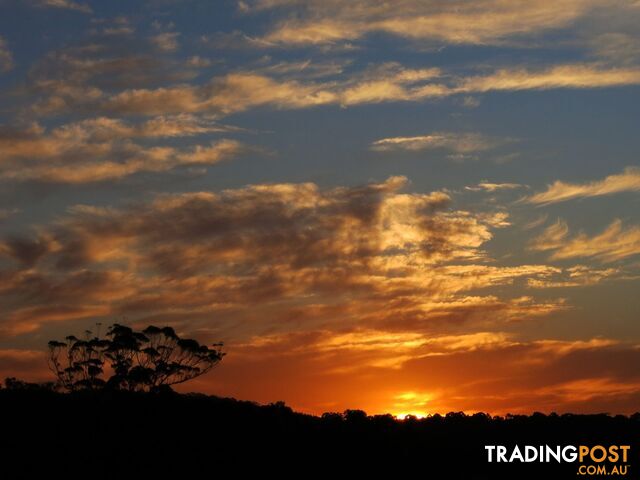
391,391 -> 433,419
1,0 -> 640,420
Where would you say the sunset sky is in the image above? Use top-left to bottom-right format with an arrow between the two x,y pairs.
1,0 -> 640,416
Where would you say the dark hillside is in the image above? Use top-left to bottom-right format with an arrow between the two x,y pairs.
1,389 -> 637,479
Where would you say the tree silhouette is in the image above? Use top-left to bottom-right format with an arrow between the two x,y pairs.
48,324 -> 224,392
47,336 -> 110,390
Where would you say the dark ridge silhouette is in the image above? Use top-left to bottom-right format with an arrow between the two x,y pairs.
2,325 -> 636,478
1,382 -> 638,478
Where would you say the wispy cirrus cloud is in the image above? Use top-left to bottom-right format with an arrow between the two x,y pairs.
527,265 -> 627,288
22,32 -> 199,116
465,182 -> 525,192
457,64 -> 640,92
27,61 -> 640,120
102,72 -> 340,115
99,62 -> 438,115
243,0 -> 604,47
371,131 -> 514,162
10,2 -> 640,127
32,0 -> 92,13
526,167 -> 640,205
522,213 -> 549,231
590,32 -> 640,66
0,119 -> 244,183
150,32 -> 181,52
21,23 -> 640,121
0,36 -> 14,72
252,58 -> 352,80
371,132 -> 507,158
530,219 -> 640,262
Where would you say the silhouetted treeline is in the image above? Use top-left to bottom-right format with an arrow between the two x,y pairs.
1,385 -> 638,479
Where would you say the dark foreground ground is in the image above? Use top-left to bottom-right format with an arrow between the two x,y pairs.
1,389 -> 638,479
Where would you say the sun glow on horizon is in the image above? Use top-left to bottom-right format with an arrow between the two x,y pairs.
394,411 -> 429,420
391,391 -> 433,419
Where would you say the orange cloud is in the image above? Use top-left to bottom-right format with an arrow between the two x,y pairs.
101,63 -> 431,116
466,182 -> 525,192
527,265 -> 628,288
24,37 -> 198,116
181,330 -> 640,416
252,0 -> 601,46
0,121 -> 244,183
457,64 -> 640,92
0,349 -> 50,382
4,177 -> 632,414
24,57 -> 640,119
531,219 -> 640,262
97,64 -> 640,118
371,132 -> 507,155
526,167 -> 640,204
0,177 -> 568,338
